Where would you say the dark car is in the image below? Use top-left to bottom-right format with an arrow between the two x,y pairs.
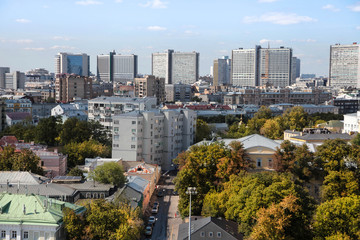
157,190 -> 164,197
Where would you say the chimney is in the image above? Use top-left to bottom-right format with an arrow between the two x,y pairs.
23,204 -> 26,215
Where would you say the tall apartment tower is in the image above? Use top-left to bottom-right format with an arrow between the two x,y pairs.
55,74 -> 92,102
0,67 -> 10,88
152,50 -> 199,84
134,75 -> 165,104
213,56 -> 231,86
291,57 -> 301,85
55,53 -> 90,77
97,51 -> 138,83
231,46 -> 292,87
329,43 -> 360,88
5,71 -> 25,89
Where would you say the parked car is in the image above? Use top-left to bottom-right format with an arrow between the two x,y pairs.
157,190 -> 164,197
151,206 -> 158,214
153,202 -> 159,208
173,190 -> 178,195
148,216 -> 156,225
145,226 -> 152,236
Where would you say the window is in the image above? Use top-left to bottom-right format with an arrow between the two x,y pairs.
114,135 -> 119,141
131,145 -> 136,149
86,192 -> 91,198
132,121 -> 136,124
131,137 -> 136,141
131,129 -> 136,133
200,231 -> 205,237
268,159 -> 273,168
209,232 -> 213,237
11,231 -> 16,239
114,120 -> 119,124
1,231 -> 5,238
257,159 -> 262,167
217,232 -> 222,238
24,231 -> 29,239
45,232 -> 50,240
114,127 -> 119,132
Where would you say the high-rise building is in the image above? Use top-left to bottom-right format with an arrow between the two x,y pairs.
112,109 -> 196,170
134,75 -> 165,104
5,71 -> 25,89
55,74 -> 92,102
55,53 -> 90,76
232,46 -> 292,87
329,43 -> 360,88
213,56 -> 231,86
0,67 -> 10,88
97,51 -> 138,83
291,57 -> 301,85
152,50 -> 199,84
165,83 -> 193,102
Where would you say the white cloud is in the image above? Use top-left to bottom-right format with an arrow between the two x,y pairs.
15,19 -> 30,23
140,0 -> 167,9
50,45 -> 76,50
259,39 -> 283,44
43,5 -> 50,8
147,26 -> 167,31
24,47 -> 45,51
258,0 -> 279,2
291,38 -> 317,43
322,4 -> 340,12
53,36 -> 72,41
114,0 -> 123,2
184,30 -> 199,36
15,39 -> 33,44
75,0 -> 103,6
244,12 -> 317,25
357,26 -> 360,30
348,2 -> 360,12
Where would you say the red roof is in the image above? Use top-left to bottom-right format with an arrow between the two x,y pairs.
0,136 -> 19,146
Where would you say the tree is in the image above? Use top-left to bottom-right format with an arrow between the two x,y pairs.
35,116 -> 62,146
63,208 -> 85,240
313,196 -> 360,239
250,195 -> 302,240
58,118 -> 91,145
282,106 -> 308,131
225,121 -> 251,138
315,139 -> 352,173
12,149 -> 43,175
0,146 -> 15,171
89,162 -> 126,187
195,119 -> 212,143
216,141 -> 253,182
260,116 -> 284,140
246,117 -> 267,134
273,140 -> 297,173
63,140 -> 111,168
67,167 -> 86,180
88,120 -> 111,146
254,106 -> 272,120
321,171 -> 359,201
292,144 -> 315,181
351,133 -> 360,146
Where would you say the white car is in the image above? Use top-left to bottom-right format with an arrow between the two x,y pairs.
148,216 -> 156,224
145,226 -> 152,236
151,206 -> 158,214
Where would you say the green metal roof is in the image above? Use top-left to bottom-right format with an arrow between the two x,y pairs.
0,193 -> 85,226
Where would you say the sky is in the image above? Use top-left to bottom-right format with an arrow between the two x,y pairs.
0,0 -> 359,77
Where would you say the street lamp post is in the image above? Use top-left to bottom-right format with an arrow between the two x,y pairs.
186,187 -> 197,240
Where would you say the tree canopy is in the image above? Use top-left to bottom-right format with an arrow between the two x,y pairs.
89,162 -> 126,187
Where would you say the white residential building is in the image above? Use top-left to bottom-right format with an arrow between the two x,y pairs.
112,109 -> 196,170
51,102 -> 88,122
88,96 -> 157,130
5,71 -> 25,90
343,111 -> 360,133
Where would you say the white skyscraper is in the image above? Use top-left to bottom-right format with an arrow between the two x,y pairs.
329,43 -> 360,88
152,50 -> 199,84
55,52 -> 90,76
213,56 -> 231,86
232,46 -> 292,87
5,71 -> 25,89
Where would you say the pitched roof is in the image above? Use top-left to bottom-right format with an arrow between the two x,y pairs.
178,217 -> 243,240
236,134 -> 281,151
0,171 -> 49,185
127,176 -> 149,194
0,193 -> 85,226
6,112 -> 31,120
0,136 -> 19,146
0,183 -> 77,197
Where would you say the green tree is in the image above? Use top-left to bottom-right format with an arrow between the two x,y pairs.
351,133 -> 360,146
195,119 -> 212,143
292,144 -> 315,181
282,106 -> 308,131
35,116 -> 62,146
273,140 -> 297,173
88,120 -> 111,146
1,124 -> 36,142
321,170 -> 359,201
313,196 -> 360,239
58,118 -> 91,145
225,121 -> 250,138
0,146 -> 15,171
89,162 -> 126,187
325,233 -> 351,240
63,208 -> 85,240
254,106 -> 272,119
67,167 -> 86,180
63,140 -> 111,168
246,117 -> 266,134
260,116 -> 284,139
12,149 -> 43,175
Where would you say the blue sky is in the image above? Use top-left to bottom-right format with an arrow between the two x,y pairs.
0,0 -> 359,77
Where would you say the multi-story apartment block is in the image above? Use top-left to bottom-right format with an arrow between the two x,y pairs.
112,109 -> 196,170
152,50 -> 199,84
291,57 -> 301,85
223,88 -> 331,106
0,67 -> 10,88
88,96 -> 157,130
97,51 -> 138,83
213,56 -> 231,86
165,83 -> 193,102
26,68 -> 54,82
5,99 -> 32,113
329,42 -> 360,88
134,75 -> 165,104
232,46 -> 293,87
55,52 -> 90,76
55,74 -> 92,102
5,71 -> 25,89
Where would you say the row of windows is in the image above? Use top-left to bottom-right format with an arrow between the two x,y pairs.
1,230 -> 29,239
200,231 -> 222,238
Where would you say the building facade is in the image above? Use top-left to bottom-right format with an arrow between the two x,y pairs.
152,49 -> 173,84
0,67 -> 10,88
213,56 -> 231,86
5,71 -> 25,90
97,51 -> 138,83
165,83 -> 193,102
88,96 -> 157,130
232,46 -> 292,87
329,43 -> 360,88
112,109 -> 196,170
134,75 -> 165,104
55,74 -> 92,102
55,52 -> 90,77
291,57 -> 301,85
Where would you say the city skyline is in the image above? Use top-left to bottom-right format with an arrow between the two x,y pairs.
0,0 -> 359,77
